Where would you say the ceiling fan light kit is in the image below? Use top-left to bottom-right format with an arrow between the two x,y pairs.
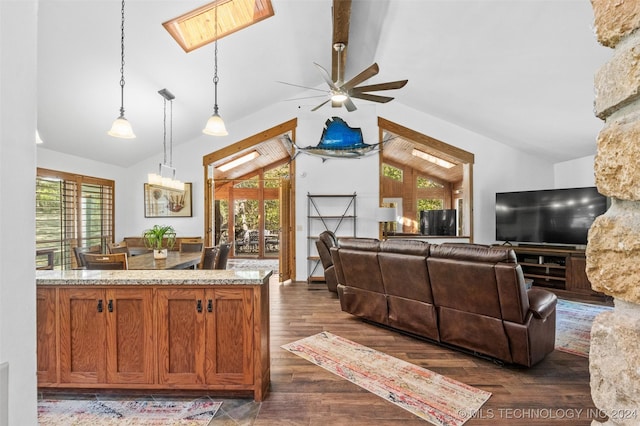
108,0 -> 136,139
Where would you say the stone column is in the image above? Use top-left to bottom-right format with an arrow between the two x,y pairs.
588,1 -> 640,425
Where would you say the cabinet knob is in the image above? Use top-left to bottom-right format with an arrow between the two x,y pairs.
197,299 -> 203,313
108,299 -> 113,312
207,299 -> 213,313
97,299 -> 103,313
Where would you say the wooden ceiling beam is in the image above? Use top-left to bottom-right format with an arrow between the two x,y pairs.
331,0 -> 352,82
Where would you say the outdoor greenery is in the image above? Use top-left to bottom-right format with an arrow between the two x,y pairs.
382,163 -> 403,181
417,176 -> 443,188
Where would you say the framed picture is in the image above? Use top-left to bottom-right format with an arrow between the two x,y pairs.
144,183 -> 192,218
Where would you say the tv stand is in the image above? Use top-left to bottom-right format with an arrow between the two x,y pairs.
508,245 -> 607,303
517,243 -> 577,251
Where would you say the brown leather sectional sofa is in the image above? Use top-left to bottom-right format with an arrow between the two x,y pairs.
330,238 -> 557,367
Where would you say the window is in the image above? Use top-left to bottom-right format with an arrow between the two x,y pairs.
36,168 -> 114,270
162,0 -> 275,53
382,163 -> 403,182
417,177 -> 443,189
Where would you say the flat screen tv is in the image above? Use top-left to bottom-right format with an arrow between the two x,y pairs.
495,187 -> 607,246
420,209 -> 457,236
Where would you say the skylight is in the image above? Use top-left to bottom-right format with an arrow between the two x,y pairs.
411,148 -> 456,169
162,0 -> 275,53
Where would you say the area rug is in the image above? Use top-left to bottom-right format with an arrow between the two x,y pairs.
282,331 -> 491,426
555,299 -> 613,357
38,397 -> 222,425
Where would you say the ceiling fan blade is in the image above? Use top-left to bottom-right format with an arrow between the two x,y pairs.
277,80 -> 330,93
311,99 -> 331,111
285,95 -> 330,101
313,62 -> 340,91
351,80 -> 408,93
341,63 -> 379,91
343,97 -> 357,112
331,0 -> 352,82
350,92 -> 394,103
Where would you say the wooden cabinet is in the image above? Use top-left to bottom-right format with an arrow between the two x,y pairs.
37,280 -> 269,400
206,288 -> 254,385
36,288 -> 57,385
106,289 -> 154,384
511,246 -> 605,300
58,288 -> 154,385
157,288 -> 254,386
157,289 -> 206,385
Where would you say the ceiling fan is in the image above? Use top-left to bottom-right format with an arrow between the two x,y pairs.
311,40 -> 408,112
283,0 -> 408,112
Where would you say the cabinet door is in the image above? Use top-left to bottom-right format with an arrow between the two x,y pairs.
59,288 -> 106,384
105,288 -> 154,384
36,288 -> 57,385
567,255 -> 596,294
157,289 -> 206,385
205,288 -> 254,385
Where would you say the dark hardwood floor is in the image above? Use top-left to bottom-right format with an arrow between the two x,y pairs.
260,279 -> 603,425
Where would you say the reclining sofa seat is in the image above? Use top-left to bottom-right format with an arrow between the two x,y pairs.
315,230 -> 339,292
331,238 -> 557,367
428,244 -> 556,366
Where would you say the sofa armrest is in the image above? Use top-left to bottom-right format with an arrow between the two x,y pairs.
527,288 -> 557,320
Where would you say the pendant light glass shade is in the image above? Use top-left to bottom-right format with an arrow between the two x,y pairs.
108,115 -> 136,139
203,112 -> 228,136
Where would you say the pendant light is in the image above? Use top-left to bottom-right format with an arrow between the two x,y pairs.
108,0 -> 136,139
202,3 -> 228,136
148,89 -> 184,191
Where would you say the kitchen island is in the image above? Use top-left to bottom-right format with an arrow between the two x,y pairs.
36,269 -> 271,401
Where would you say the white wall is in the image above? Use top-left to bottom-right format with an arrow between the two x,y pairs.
554,154 -> 596,188
0,1 -> 39,424
380,102 -> 556,245
37,95 -> 562,280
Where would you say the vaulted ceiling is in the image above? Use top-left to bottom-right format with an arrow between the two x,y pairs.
36,0 -> 610,168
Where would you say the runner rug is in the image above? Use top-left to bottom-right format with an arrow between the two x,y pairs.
282,331 -> 491,426
38,397 -> 221,425
555,298 -> 613,357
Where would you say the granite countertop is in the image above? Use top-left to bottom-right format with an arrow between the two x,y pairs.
36,269 -> 273,286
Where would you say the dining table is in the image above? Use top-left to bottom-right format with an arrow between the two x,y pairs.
127,250 -> 202,270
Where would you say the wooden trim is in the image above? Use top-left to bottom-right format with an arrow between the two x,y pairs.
202,118 -> 297,165
378,117 -> 475,163
378,117 -> 474,238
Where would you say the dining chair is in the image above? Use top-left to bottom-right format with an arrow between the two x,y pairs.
72,245 -> 102,268
200,246 -> 219,270
107,241 -> 130,256
83,253 -> 129,270
179,238 -> 204,253
215,243 -> 231,270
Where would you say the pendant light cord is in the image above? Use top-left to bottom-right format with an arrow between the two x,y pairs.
118,0 -> 126,117
213,4 -> 220,114
162,97 -> 167,166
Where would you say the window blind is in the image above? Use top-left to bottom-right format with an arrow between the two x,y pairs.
36,169 -> 114,270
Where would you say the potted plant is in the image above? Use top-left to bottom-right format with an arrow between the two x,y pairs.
142,224 -> 176,259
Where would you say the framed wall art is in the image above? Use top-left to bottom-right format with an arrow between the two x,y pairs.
144,183 -> 192,218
